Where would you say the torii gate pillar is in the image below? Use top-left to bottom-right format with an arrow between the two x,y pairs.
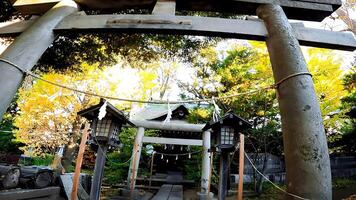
200,130 -> 211,198
257,4 -> 331,199
127,127 -> 145,197
0,0 -> 78,121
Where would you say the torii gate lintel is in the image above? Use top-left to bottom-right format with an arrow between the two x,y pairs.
0,0 -> 353,199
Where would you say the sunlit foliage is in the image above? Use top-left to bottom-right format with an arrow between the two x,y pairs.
14,63 -> 158,154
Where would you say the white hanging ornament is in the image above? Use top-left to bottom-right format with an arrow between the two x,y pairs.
164,144 -> 167,150
175,155 -> 178,160
129,102 -> 141,120
172,145 -> 174,150
189,153 -> 191,159
180,146 -> 183,151
98,100 -> 108,120
163,99 -> 172,124
212,97 -> 221,122
161,154 -> 164,159
48,89 -> 62,102
166,159 -> 169,163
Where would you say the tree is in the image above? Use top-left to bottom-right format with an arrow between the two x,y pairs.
184,41 -> 346,146
0,3 -> 217,159
328,62 -> 356,155
324,0 -> 356,33
0,0 -> 17,22
306,48 -> 346,126
0,1 -> 215,71
0,96 -> 23,156
35,34 -> 212,72
181,40 -> 346,193
14,62 -> 158,169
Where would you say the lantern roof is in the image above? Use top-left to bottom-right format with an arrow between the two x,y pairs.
78,99 -> 135,126
202,113 -> 252,132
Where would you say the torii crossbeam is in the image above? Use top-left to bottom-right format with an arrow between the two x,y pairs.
0,0 -> 355,199
1,14 -> 355,50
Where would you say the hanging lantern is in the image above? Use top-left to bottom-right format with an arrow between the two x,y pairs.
203,113 -> 251,152
218,126 -> 235,149
78,99 -> 134,148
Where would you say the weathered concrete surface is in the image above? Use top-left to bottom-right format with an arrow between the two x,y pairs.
257,4 -> 332,200
200,131 -> 211,195
127,127 -> 145,193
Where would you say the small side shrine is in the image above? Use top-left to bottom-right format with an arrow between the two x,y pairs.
128,104 -> 211,197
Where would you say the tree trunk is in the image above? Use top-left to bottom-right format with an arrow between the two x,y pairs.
256,155 -> 267,194
62,118 -> 83,171
62,142 -> 78,171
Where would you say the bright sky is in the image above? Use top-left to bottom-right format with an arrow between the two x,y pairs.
0,38 -> 10,54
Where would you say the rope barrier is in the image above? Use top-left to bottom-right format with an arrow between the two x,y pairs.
27,70 -> 272,104
244,152 -> 310,200
153,150 -> 202,156
243,134 -> 310,200
93,137 -> 134,166
0,59 -> 318,200
0,58 -> 311,104
274,72 -> 312,88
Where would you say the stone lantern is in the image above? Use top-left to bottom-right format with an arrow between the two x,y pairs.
203,113 -> 251,200
78,99 -> 134,200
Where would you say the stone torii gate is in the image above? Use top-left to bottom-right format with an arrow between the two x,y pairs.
127,120 -> 211,198
0,0 -> 355,199
125,104 -> 212,197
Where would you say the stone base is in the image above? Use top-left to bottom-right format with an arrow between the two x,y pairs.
197,192 -> 215,200
120,188 -> 140,199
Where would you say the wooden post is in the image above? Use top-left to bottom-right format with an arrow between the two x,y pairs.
207,152 -> 213,199
237,134 -> 244,200
257,4 -> 332,199
201,131 -> 211,195
152,0 -> 176,15
127,127 -> 145,197
149,152 -> 155,191
218,151 -> 229,200
71,123 -> 90,200
90,144 -> 108,200
0,0 -> 78,121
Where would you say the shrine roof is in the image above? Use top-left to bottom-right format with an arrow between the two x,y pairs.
130,104 -> 189,121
